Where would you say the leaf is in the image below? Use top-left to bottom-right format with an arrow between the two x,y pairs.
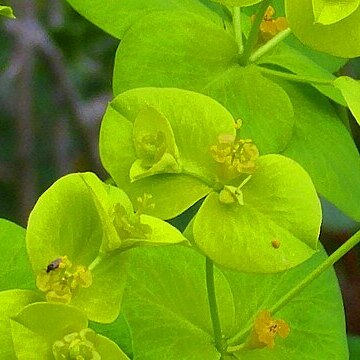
70,251 -> 129,323
0,219 -> 35,291
279,82 -> 360,221
256,43 -> 346,106
96,334 -> 130,359
348,335 -> 360,359
123,245 -> 347,359
26,173 -> 103,271
193,154 -> 321,273
211,0 -> 263,6
312,0 -> 360,25
0,5 -> 15,19
334,76 -> 360,125
11,303 -> 88,347
65,0 -> 225,39
285,0 -> 360,58
225,246 -> 348,359
26,173 -> 129,322
123,246 -> 235,360
113,11 -> 294,154
0,290 -> 41,359
130,105 -> 181,181
11,303 -> 128,359
80,172 -> 187,251
90,312 -> 133,358
100,87 -> 240,219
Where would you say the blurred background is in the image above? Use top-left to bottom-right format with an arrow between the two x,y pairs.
1,0 -> 360,355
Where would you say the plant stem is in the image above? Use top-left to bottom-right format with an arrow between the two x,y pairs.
88,252 -> 107,271
206,257 -> 223,353
270,230 -> 360,314
249,28 -> 291,63
233,7 -> 243,55
239,0 -> 271,65
227,228 -> 360,347
258,66 -> 335,85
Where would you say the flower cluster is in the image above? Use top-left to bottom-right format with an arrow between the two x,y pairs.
247,310 -> 290,349
36,256 -> 92,303
52,328 -> 100,360
210,134 -> 259,181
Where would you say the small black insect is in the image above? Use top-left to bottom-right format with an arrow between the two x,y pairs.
46,258 -> 62,273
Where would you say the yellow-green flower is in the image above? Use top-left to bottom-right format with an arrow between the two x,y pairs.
247,310 -> 290,349
36,256 -> 92,304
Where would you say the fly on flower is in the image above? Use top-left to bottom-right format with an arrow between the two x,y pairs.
46,258 -> 62,273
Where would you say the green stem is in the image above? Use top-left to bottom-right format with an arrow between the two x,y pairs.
228,229 -> 360,347
233,7 -> 243,55
239,0 -> 271,65
258,66 -> 335,85
249,28 -> 291,63
206,257 -> 223,353
88,252 -> 107,271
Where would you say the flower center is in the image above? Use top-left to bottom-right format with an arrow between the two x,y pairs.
37,256 -> 92,303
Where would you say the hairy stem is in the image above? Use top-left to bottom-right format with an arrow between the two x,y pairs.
228,229 -> 360,347
239,0 -> 271,65
233,7 -> 243,55
249,28 -> 291,63
206,257 -> 223,353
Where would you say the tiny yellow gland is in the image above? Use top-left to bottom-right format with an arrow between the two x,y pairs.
247,310 -> 290,349
234,119 -> 243,130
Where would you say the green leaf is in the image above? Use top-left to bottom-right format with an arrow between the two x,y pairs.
66,0 -> 225,39
123,245 -> 347,359
279,82 -> 360,221
334,76 -> 360,125
26,172 -> 129,322
285,0 -> 360,57
70,251 -> 128,323
11,303 -> 88,353
211,0 -> 263,6
0,5 -> 15,19
100,87 -> 241,219
312,0 -> 360,25
348,335 -> 360,359
80,172 -> 187,251
96,334 -> 130,359
130,105 -> 181,181
0,290 -> 41,359
193,154 -> 321,273
257,43 -> 346,106
225,246 -> 347,359
123,246 -> 235,360
113,11 -> 294,154
90,312 -> 133,358
26,173 -> 103,271
11,302 -> 128,359
0,219 -> 35,290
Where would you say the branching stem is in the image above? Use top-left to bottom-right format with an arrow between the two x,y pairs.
249,28 -> 291,63
206,257 -> 223,353
239,0 -> 271,65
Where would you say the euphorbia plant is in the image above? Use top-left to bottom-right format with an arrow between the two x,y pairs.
1,0 -> 360,359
